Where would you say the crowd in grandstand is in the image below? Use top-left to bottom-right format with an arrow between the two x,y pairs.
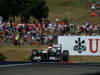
0,21 -> 100,46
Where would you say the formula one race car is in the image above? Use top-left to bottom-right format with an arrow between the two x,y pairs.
31,44 -> 69,62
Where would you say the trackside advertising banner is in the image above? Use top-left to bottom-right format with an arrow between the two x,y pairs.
58,36 -> 100,56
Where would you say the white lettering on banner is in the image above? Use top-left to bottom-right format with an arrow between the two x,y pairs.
58,36 -> 100,56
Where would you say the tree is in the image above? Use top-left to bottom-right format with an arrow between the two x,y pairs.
30,0 -> 49,22
0,0 -> 49,22
21,0 -> 49,23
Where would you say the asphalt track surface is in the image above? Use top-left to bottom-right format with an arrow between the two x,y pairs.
0,63 -> 100,75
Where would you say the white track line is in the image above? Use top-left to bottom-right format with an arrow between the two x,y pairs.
0,63 -> 33,68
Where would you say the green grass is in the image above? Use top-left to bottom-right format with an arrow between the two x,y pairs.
70,56 -> 100,62
46,0 -> 100,24
0,44 -> 47,61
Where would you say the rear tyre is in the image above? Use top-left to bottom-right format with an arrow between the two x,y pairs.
62,50 -> 69,62
31,49 -> 38,62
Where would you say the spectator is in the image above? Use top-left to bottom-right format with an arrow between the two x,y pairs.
91,11 -> 97,16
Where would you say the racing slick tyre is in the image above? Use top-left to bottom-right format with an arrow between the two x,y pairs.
32,49 -> 38,56
62,50 -> 69,62
31,49 -> 38,62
